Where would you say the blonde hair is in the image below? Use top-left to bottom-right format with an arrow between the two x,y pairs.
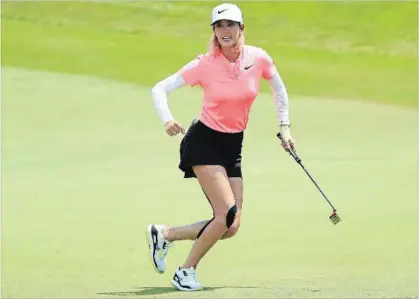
208,32 -> 245,57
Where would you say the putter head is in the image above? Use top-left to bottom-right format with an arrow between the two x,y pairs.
329,211 -> 341,225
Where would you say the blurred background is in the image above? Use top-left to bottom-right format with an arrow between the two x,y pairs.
1,1 -> 418,298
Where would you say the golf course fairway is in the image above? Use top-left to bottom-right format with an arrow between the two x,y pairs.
1,1 -> 417,298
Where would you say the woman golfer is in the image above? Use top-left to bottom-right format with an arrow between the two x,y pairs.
148,2 -> 296,291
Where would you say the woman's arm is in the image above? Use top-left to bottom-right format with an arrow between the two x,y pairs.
151,59 -> 200,125
267,69 -> 290,126
264,61 -> 295,151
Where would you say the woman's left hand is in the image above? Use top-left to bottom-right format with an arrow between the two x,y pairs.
279,125 -> 296,152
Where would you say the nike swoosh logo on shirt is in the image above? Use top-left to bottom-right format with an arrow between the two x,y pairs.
244,64 -> 253,70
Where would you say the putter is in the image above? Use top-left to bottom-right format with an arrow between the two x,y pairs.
277,132 -> 341,225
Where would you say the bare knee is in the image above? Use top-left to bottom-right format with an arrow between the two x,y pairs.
223,224 -> 240,239
222,209 -> 241,239
213,204 -> 237,229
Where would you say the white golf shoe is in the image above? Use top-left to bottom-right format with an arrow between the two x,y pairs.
146,224 -> 172,274
171,267 -> 203,291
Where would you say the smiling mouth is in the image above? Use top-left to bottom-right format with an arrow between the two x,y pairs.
222,36 -> 232,41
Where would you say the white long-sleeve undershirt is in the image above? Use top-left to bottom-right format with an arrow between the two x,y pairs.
268,69 -> 290,126
151,60 -> 290,126
151,59 -> 199,124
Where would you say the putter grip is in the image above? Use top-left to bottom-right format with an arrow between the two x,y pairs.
276,132 -> 301,163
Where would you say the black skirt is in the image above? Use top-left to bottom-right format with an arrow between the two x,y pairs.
179,119 -> 244,178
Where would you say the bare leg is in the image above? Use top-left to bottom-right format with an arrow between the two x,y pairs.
163,221 -> 210,241
181,165 -> 236,269
164,177 -> 243,241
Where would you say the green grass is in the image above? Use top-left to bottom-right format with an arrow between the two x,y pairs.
2,66 -> 417,298
1,1 -> 417,106
1,1 -> 418,298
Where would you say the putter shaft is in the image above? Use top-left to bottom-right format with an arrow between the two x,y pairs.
277,132 -> 338,213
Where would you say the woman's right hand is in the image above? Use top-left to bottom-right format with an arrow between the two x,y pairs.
164,120 -> 185,136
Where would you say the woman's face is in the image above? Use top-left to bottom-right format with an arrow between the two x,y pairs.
213,20 -> 242,48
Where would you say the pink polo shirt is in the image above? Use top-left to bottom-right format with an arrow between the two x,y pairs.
180,45 -> 277,133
